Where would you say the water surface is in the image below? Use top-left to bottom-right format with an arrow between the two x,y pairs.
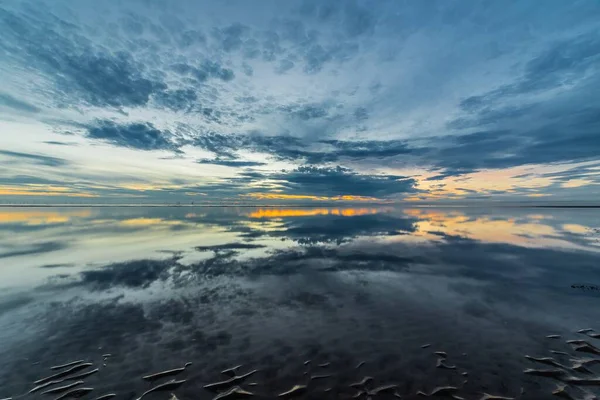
1,206 -> 599,399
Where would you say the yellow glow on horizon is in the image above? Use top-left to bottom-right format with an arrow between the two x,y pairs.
527,193 -> 551,197
0,209 -> 92,225
0,185 -> 98,198
382,161 -> 600,201
399,208 -> 598,250
119,183 -> 187,191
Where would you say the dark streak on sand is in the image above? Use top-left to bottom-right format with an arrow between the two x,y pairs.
213,386 -> 254,400
479,394 -> 515,400
310,374 -> 332,381
221,365 -> 242,377
524,355 -> 565,368
577,329 -> 595,334
142,363 -> 192,382
51,361 -> 85,371
29,380 -> 65,394
203,370 -> 258,392
94,395 -> 117,400
278,385 -> 306,399
41,381 -> 84,394
65,368 -> 99,381
350,377 -> 374,388
573,342 -> 600,355
417,386 -> 460,397
523,368 -> 565,378
54,387 -> 93,400
368,384 -> 398,395
35,363 -> 93,385
136,379 -> 186,400
563,377 -> 600,386
436,358 -> 457,370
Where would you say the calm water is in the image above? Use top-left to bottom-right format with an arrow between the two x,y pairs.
1,206 -> 600,399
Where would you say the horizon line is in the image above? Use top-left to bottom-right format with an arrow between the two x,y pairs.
1,202 -> 600,208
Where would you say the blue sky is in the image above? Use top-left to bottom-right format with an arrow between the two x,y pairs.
1,0 -> 600,203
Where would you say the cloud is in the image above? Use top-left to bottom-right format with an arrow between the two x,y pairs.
191,133 -> 304,159
0,241 -> 67,259
321,139 -> 419,159
196,159 -> 267,167
0,92 -> 40,113
189,133 -> 422,165
268,166 -> 416,198
212,23 -> 250,53
433,32 -> 600,173
80,258 -> 176,290
42,141 -> 77,146
195,243 -> 266,252
152,89 -> 197,112
270,213 -> 417,245
424,168 -> 472,181
170,61 -> 235,83
0,150 -> 68,167
1,6 -> 170,108
39,263 -> 75,269
539,163 -> 600,182
86,120 -> 178,151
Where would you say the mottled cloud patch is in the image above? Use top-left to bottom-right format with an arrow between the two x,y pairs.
436,32 -> 600,173
152,89 -> 197,112
264,166 -> 416,199
189,134 -> 423,165
170,61 -> 234,83
86,120 -> 178,151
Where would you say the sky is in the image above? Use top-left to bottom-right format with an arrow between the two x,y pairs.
1,0 -> 600,204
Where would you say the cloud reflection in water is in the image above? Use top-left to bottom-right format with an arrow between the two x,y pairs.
0,206 -> 600,399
